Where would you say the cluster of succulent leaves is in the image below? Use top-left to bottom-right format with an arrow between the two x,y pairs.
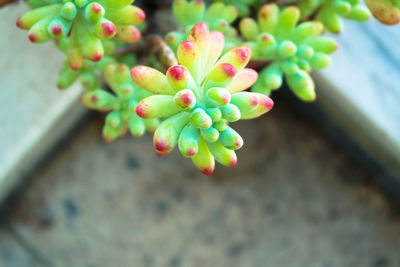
17,0 -> 145,70
298,0 -> 371,33
211,0 -> 265,17
240,4 -> 338,101
15,0 -> 399,174
132,23 -> 273,174
56,37 -> 116,91
56,37 -> 139,91
83,63 -> 160,142
165,0 -> 240,52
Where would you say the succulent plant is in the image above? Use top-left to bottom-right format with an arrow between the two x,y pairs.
82,63 -> 160,142
56,37 -> 117,91
132,23 -> 274,175
365,0 -> 400,25
299,0 -> 371,33
57,56 -> 115,91
239,4 -> 338,101
17,0 -> 145,70
165,0 -> 239,52
211,0 -> 264,17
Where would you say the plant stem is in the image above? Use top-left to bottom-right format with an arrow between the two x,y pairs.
144,34 -> 178,68
113,34 -> 178,70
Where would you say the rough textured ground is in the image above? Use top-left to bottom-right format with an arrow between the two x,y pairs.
0,99 -> 399,267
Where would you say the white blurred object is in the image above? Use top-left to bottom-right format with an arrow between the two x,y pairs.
314,19 -> 400,178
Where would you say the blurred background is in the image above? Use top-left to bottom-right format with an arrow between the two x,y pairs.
0,0 -> 400,266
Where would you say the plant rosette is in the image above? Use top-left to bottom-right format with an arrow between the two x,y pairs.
240,4 -> 338,101
131,23 -> 274,175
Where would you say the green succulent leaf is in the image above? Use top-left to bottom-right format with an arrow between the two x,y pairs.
211,0 -> 265,17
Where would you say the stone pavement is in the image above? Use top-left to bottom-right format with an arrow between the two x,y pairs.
0,98 -> 399,267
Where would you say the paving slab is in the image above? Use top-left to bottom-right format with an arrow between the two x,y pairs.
2,100 -> 399,267
314,19 -> 400,179
0,226 -> 40,267
0,3 -> 85,203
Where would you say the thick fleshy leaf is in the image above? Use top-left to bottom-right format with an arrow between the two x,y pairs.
179,125 -> 200,157
82,89 -> 118,111
17,5 -> 61,29
306,37 -> 338,53
205,87 -> 231,107
131,66 -> 175,95
258,4 -> 279,34
220,104 -> 241,122
190,108 -> 213,129
129,114 -> 146,137
187,22 -> 210,61
106,5 -> 145,25
173,89 -> 196,110
153,112 -> 191,156
115,25 -> 141,43
136,95 -> 181,119
219,126 -> 243,150
191,136 -> 215,175
276,6 -> 300,40
208,141 -> 237,167
177,41 -> 202,82
239,18 -> 259,41
231,92 -> 274,119
291,21 -> 324,44
200,127 -> 220,143
105,63 -> 131,91
217,46 -> 252,72
203,31 -> 225,74
226,68 -> 258,93
286,71 -> 316,102
166,65 -> 190,91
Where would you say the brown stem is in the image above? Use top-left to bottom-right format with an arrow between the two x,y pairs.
113,34 -> 177,70
145,34 -> 178,68
0,0 -> 18,8
247,60 -> 270,70
113,44 -> 143,57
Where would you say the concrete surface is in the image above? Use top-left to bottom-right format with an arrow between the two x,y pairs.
0,100 -> 399,267
0,3 -> 85,202
314,19 -> 400,179
1,1 -> 400,266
